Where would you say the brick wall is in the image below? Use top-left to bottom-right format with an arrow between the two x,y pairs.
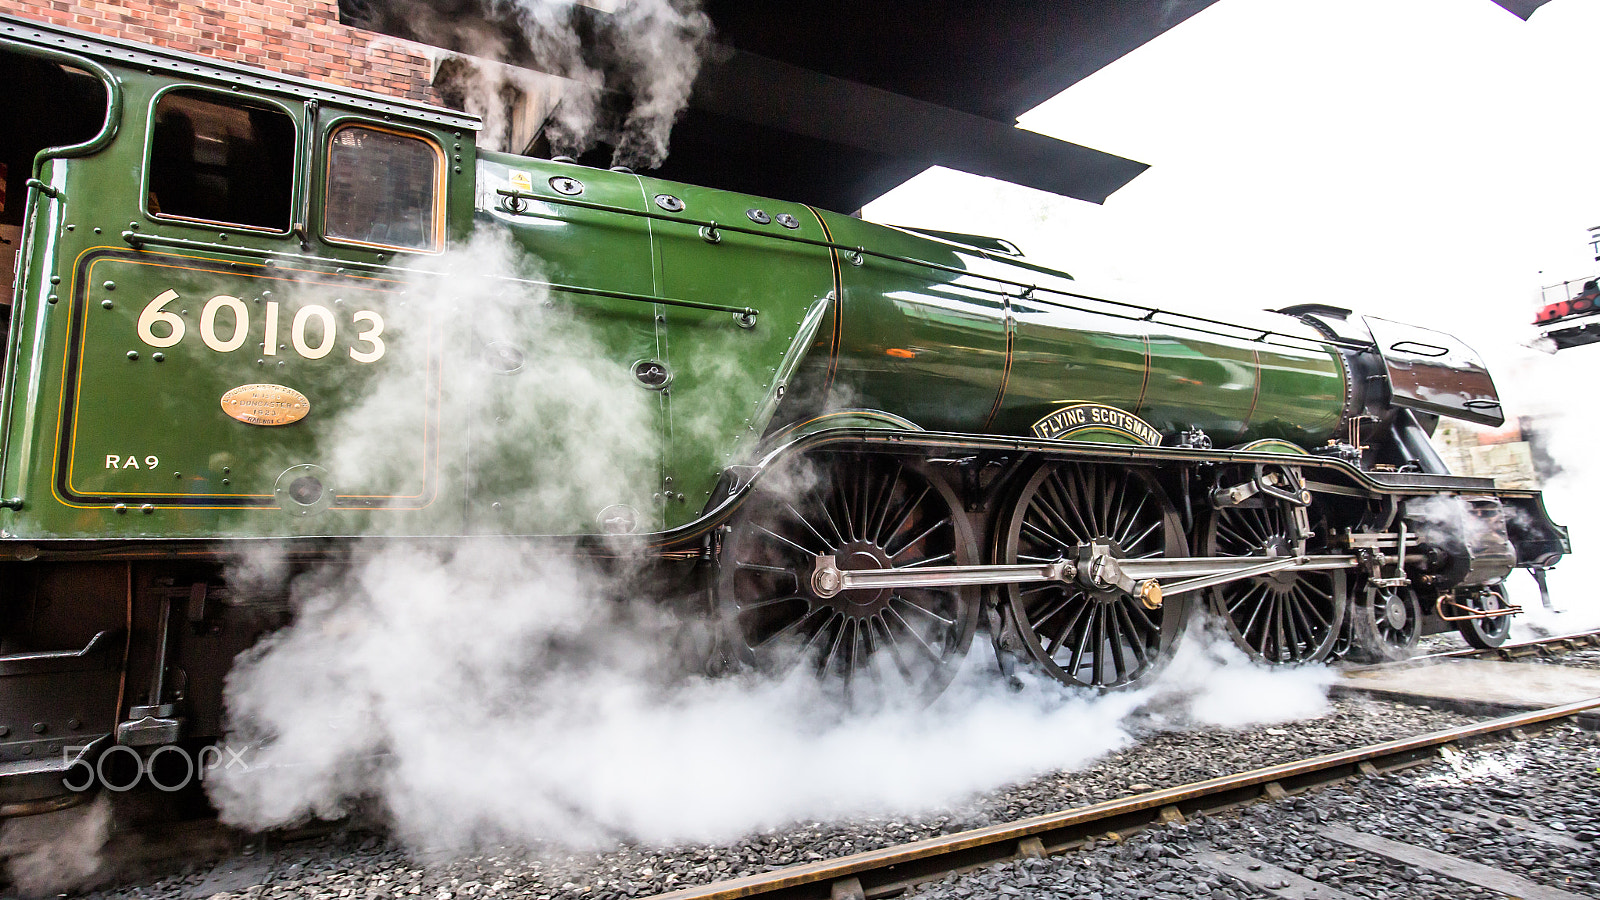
11,0 -> 438,103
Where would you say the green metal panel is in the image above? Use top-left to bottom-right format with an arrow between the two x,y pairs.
0,25 -> 1350,545
635,177 -> 834,529
815,215 -> 1008,432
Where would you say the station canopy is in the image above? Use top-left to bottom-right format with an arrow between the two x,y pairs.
342,0 -> 1556,213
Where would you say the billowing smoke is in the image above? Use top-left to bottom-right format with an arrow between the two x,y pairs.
0,796 -> 111,896
388,0 -> 712,167
208,545 -> 1334,851
193,232 -> 1344,853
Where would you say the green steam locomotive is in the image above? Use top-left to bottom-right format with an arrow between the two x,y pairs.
0,15 -> 1567,815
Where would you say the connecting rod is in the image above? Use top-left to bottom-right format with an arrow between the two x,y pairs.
810,551 -> 1360,611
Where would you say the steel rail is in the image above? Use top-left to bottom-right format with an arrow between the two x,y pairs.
1426,628 -> 1600,661
646,698 -> 1600,900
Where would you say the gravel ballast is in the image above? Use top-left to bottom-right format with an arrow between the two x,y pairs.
907,721 -> 1600,900
39,694 -> 1489,900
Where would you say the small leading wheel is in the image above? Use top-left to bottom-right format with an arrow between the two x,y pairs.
1348,582 -> 1422,662
717,452 -> 980,706
1453,585 -> 1513,650
1201,502 -> 1346,665
1000,461 -> 1188,690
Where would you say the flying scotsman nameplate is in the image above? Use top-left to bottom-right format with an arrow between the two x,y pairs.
1031,403 -> 1161,445
221,384 -> 310,426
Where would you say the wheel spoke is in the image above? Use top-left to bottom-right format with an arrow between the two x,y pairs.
888,516 -> 949,558
779,499 -> 833,553
755,522 -> 816,558
885,605 -> 943,663
891,593 -> 957,628
867,462 -> 903,543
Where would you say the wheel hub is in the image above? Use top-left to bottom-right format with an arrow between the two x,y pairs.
825,540 -> 895,616
1382,591 -> 1410,629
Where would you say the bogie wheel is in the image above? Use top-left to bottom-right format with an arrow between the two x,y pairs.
1201,503 -> 1346,665
1453,585 -> 1513,650
717,451 -> 980,706
1347,582 -> 1422,662
1000,462 -> 1188,690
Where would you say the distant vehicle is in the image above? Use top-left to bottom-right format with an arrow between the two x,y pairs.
1533,225 -> 1600,350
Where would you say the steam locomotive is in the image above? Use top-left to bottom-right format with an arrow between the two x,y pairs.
0,14 -> 1568,816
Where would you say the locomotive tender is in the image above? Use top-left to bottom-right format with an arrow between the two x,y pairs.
0,15 -> 1568,815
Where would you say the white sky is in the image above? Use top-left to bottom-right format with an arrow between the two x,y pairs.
864,0 -> 1600,621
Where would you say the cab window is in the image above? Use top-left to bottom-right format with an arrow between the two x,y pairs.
147,90 -> 295,231
323,125 -> 443,252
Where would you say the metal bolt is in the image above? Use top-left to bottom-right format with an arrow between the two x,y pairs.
126,351 -> 139,361
221,478 -> 230,486
103,280 -> 115,291
32,722 -> 46,734
50,276 -> 60,285
141,504 -> 154,515
101,299 -> 114,309
114,504 -> 127,514
93,227 -> 102,235
47,294 -> 58,304
152,352 -> 164,362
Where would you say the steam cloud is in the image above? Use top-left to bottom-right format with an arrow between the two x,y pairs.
397,0 -> 712,167
195,234 -> 1341,855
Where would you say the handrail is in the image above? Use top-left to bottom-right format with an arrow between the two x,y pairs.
495,187 -> 1375,354
0,37 -> 123,516
118,232 -> 760,320
0,630 -> 111,665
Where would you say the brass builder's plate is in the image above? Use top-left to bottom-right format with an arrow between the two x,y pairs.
220,384 -> 310,426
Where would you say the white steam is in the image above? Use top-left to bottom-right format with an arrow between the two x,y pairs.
0,796 -> 112,896
424,0 -> 711,166
200,234 -> 1342,855
210,527 -> 1335,850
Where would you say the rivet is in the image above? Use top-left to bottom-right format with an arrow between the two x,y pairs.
257,359 -> 265,365
218,233 -> 228,241
68,718 -> 81,730
126,350 -> 138,360
0,725 -> 8,737
103,280 -> 115,290
101,299 -> 114,309
221,478 -> 230,486
31,722 -> 46,734
47,294 -> 58,304
130,222 -> 140,230
20,746 -> 31,756
141,504 -> 154,515
491,501 -> 502,510
173,472 -> 181,478
65,224 -> 74,231
114,504 -> 127,514
152,352 -> 164,362
49,275 -> 60,285
93,227 -> 102,235
454,166 -> 462,174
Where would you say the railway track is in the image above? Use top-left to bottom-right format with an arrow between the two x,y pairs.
7,630 -> 1598,899
1426,628 -> 1600,662
646,698 -> 1600,900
